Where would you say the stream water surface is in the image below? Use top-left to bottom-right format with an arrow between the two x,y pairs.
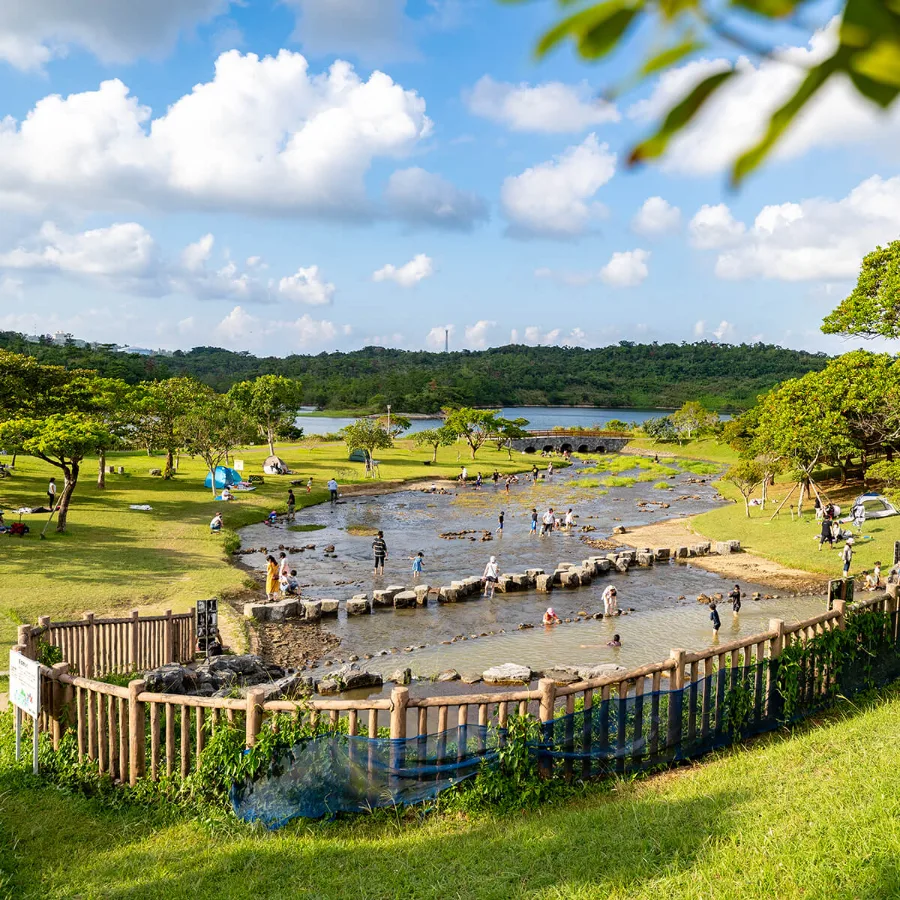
237,459 -> 824,681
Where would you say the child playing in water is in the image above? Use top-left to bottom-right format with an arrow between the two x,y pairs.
410,551 -> 425,579
607,634 -> 621,647
497,510 -> 504,536
543,607 -> 560,625
710,602 -> 721,636
482,556 -> 499,598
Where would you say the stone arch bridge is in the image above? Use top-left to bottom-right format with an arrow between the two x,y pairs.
507,430 -> 631,455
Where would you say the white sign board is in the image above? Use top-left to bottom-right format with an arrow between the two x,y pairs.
9,650 -> 40,718
233,459 -> 244,472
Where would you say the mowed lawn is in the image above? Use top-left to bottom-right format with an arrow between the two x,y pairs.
3,684 -> 900,899
0,439 -> 528,654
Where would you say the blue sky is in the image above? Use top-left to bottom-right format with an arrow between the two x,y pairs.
0,0 -> 897,357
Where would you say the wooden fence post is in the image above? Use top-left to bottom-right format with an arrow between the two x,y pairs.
16,625 -> 34,659
128,679 -> 147,785
667,649 -> 686,753
538,678 -> 557,778
767,619 -> 785,723
245,688 -> 266,747
389,687 -> 409,740
130,609 -> 140,671
50,662 -> 70,750
83,612 -> 95,678
164,610 -> 174,663
833,601 -> 846,631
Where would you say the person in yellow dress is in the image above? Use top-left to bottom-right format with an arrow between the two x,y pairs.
265,554 -> 279,601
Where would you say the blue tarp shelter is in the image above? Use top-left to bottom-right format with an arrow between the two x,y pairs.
204,466 -> 242,489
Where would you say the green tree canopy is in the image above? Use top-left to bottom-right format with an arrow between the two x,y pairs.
724,459 -> 766,518
338,418 -> 394,475
413,426 -> 455,462
492,416 -> 530,459
227,375 -> 304,456
0,413 -> 115,531
178,396 -> 257,497
672,401 -> 718,442
822,241 -> 900,339
443,408 -> 501,459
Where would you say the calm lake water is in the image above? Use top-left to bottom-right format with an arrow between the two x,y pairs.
238,458 -> 823,681
295,406 -> 667,436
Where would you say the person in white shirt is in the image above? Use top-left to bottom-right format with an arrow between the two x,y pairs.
541,508 -> 555,536
327,478 -> 338,503
210,512 -> 223,532
278,551 -> 290,580
482,555 -> 499,598
564,508 -> 575,530
47,478 -> 57,508
602,585 -> 618,616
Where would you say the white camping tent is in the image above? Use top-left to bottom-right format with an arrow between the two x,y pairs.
263,455 -> 289,475
852,491 -> 899,520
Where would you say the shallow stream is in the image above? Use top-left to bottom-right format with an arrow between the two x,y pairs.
237,458 -> 825,681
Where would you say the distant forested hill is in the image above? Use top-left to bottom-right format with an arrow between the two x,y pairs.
0,332 -> 829,412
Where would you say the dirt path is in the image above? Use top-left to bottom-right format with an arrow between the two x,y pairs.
620,517 -> 828,593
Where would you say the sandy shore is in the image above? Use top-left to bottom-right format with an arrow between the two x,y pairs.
620,517 -> 827,593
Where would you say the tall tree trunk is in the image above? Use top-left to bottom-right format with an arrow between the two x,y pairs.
56,463 -> 78,532
209,466 -> 218,498
268,427 -> 276,457
164,449 -> 175,479
798,476 -> 808,517
432,445 -> 438,463
761,478 -> 768,510
744,495 -> 751,518
11,450 -> 16,466
97,449 -> 106,489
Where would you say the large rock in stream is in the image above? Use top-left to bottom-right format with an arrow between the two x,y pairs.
483,663 -> 532,685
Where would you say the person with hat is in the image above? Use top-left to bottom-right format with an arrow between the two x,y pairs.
543,607 -> 561,626
842,538 -> 855,577
482,555 -> 499,598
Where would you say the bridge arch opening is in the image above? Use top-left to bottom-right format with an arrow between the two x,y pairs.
542,445 -> 554,454
577,444 -> 589,454
594,445 -> 606,454
523,446 -> 536,454
560,443 -> 573,453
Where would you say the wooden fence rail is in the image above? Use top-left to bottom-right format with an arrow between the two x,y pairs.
17,594 -> 899,790
17,609 -> 195,678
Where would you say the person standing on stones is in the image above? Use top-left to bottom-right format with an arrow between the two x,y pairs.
278,551 -> 291,582
372,530 -> 388,576
729,583 -> 742,615
265,554 -> 279,602
286,488 -> 296,522
564,508 -> 575,530
602,585 -> 618,616
482,555 -> 499,598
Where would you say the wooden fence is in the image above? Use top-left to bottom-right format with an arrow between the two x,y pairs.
16,593 -> 898,789
17,609 -> 195,679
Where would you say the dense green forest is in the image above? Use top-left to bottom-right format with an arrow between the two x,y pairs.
0,332 -> 829,412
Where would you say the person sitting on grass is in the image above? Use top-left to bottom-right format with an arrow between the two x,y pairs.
210,512 -> 223,533
221,486 -> 233,501
543,607 -> 560,625
864,563 -> 883,591
607,634 -> 621,648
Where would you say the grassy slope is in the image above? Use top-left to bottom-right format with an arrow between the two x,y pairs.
0,440 -> 526,654
3,686 -> 900,899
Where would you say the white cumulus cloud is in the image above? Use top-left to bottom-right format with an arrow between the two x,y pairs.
600,249 -> 650,287
629,22 -> 900,175
501,134 -> 616,238
425,323 -> 454,350
0,50 -> 431,220
689,204 -> 746,250
384,168 -> 488,231
466,76 -> 619,133
464,320 -> 495,349
215,305 -> 342,351
0,0 -> 233,70
631,197 -> 681,236
277,266 -> 335,305
692,175 -> 900,282
373,253 -> 434,287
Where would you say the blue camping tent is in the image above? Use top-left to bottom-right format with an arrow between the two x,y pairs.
204,466 -> 242,489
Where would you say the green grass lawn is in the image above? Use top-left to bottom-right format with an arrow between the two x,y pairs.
3,684 -> 900,899
0,440 -> 529,654
628,437 -> 739,466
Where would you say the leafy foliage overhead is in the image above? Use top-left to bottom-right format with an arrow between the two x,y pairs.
822,240 -> 900,339
510,0 -> 900,185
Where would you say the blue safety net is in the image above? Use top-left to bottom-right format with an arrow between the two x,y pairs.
232,609 -> 900,829
231,724 -> 498,829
